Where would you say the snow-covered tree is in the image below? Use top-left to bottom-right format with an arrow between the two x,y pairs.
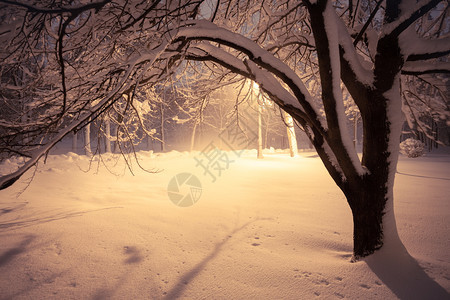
174,0 -> 450,258
0,0 -> 449,261
400,1 -> 449,149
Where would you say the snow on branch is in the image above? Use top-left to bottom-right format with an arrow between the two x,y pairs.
402,61 -> 450,75
243,60 -> 304,110
175,20 -> 323,125
334,7 -> 375,87
0,45 -> 168,190
188,43 -> 248,78
192,43 -> 303,110
382,0 -> 443,37
186,43 -> 315,125
400,32 -> 450,61
310,2 -> 366,178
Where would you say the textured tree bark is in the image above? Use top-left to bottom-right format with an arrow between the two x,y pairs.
345,177 -> 389,259
352,206 -> 384,258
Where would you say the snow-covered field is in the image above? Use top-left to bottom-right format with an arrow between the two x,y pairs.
0,149 -> 449,299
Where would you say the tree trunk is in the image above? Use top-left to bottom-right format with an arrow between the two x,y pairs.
347,183 -> 387,259
284,111 -> 298,157
160,101 -> 165,152
257,101 -> 263,159
104,118 -> 111,153
264,120 -> 269,149
190,121 -> 198,152
190,98 -> 206,152
84,120 -> 92,157
113,123 -> 120,153
348,83 -> 402,258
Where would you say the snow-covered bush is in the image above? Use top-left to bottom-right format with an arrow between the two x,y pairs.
400,138 -> 425,158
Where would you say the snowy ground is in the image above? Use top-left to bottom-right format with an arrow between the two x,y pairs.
0,148 -> 449,299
